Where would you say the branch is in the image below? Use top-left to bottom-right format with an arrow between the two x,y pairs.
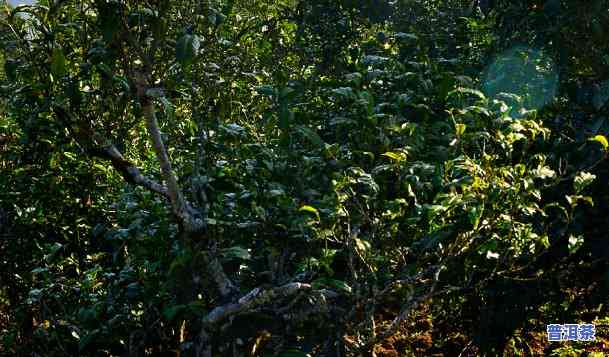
138,87 -> 204,234
91,145 -> 169,198
52,106 -> 169,199
358,266 -> 468,352
201,251 -> 238,298
344,265 -> 439,326
56,100 -> 235,300
195,284 -> 337,356
131,60 -> 234,301
369,285 -> 464,345
202,283 -> 338,326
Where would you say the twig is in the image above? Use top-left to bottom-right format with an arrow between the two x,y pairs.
202,283 -> 337,327
357,266 -> 470,352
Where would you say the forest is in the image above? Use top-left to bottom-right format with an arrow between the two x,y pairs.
1,0 -> 609,356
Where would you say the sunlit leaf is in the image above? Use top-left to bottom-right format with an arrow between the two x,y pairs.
590,135 -> 609,150
299,205 -> 319,219
448,87 -> 486,101
573,171 -> 596,194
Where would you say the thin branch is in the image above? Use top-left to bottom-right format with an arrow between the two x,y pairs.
137,79 -> 204,234
358,267 -> 468,352
93,145 -> 169,198
202,283 -> 338,327
344,265 -> 438,326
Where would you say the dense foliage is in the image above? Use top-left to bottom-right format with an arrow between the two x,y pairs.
1,0 -> 609,356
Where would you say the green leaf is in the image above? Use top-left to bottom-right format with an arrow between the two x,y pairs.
477,238 -> 498,256
295,126 -> 324,147
221,246 -> 251,260
163,304 -> 186,321
381,151 -> 406,162
331,87 -> 354,98
176,34 -> 199,66
186,301 -> 208,317
361,55 -> 389,66
468,204 -> 484,230
96,63 -> 113,77
414,226 -> 455,252
146,88 -> 174,120
565,195 -> 594,208
31,267 -> 48,274
356,174 -> 379,195
312,278 -> 351,294
78,329 -> 100,351
455,123 -> 466,136
279,87 -> 295,99
539,235 -> 550,249
400,122 -> 418,135
126,282 -> 141,298
159,96 -> 175,120
345,72 -> 363,86
464,105 -> 491,117
448,87 -> 486,101
590,135 -> 609,150
328,279 -> 352,294
256,85 -> 275,96
355,238 -> 371,253
4,59 -> 17,82
394,32 -> 418,41
299,205 -> 319,219
51,48 -> 66,78
397,93 -> 412,107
